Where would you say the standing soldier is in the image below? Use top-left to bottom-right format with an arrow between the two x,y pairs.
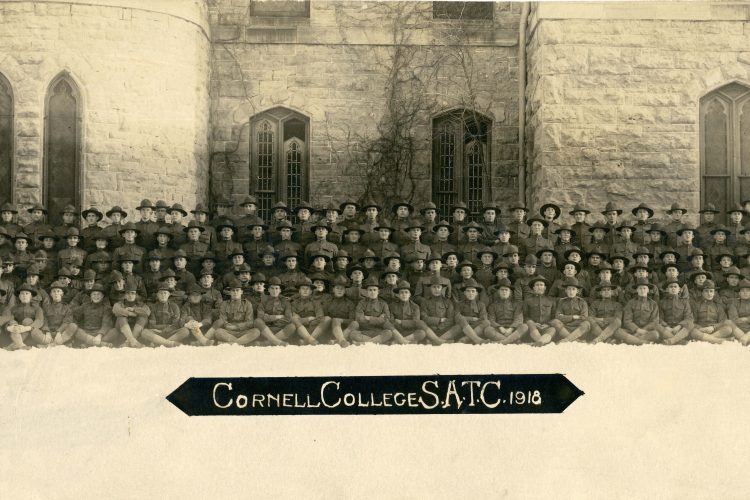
696,203 -> 720,248
602,202 -> 624,247
101,205 -> 127,249
479,202 -> 502,245
569,204 -> 592,248
80,207 -> 104,253
664,203 -> 688,248
507,202 -> 530,247
419,202 -> 439,245
134,199 -> 159,250
539,202 -> 562,244
190,203 -> 216,248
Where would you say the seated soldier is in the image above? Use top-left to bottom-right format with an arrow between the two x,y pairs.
140,283 -> 183,347
551,277 -> 591,343
657,278 -> 693,345
453,278 -> 490,344
522,276 -> 558,346
350,276 -> 394,344
728,278 -> 750,345
323,275 -> 359,347
290,277 -> 326,345
44,281 -> 78,346
690,279 -> 734,343
616,279 -> 660,345
589,283 -> 623,344
5,284 -> 45,349
255,277 -> 295,345
108,284 -> 151,348
171,283 -> 215,346
72,283 -> 115,347
211,278 -> 261,346
389,280 -> 427,344
485,278 -> 527,344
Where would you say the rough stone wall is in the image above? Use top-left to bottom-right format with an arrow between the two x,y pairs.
526,1 -> 750,225
209,0 -> 521,213
0,0 -> 210,222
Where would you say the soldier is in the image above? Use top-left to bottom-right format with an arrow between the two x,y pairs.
522,276 -> 558,345
479,201 -> 502,245
611,223 -> 638,263
602,202 -> 624,247
400,220 -> 431,263
0,203 -> 22,238
277,251 -> 307,295
553,224 -> 576,257
522,216 -> 553,261
728,278 -> 750,345
584,222 -> 611,257
507,202 -> 530,247
235,195 -> 263,241
617,279 -> 659,345
690,279 -> 733,343
253,277 -> 295,345
43,281 -> 78,346
485,278 -> 527,344
656,278 -> 693,345
243,222 -> 270,268
211,278 -> 261,345
72,283 -> 115,347
168,203 -> 188,247
449,202 -> 470,245
5,284 -> 47,348
359,198 -> 383,247
389,280 -> 428,344
24,203 -> 52,247
428,220 -> 456,257
179,220 -> 209,275
539,202 -> 562,244
109,283 -> 151,348
629,203 -> 652,247
696,203 -> 720,248
304,221 -> 338,270
134,199 -> 159,250
389,200 -> 413,247
112,222 -> 146,274
189,203 -> 216,248
458,222 -> 486,263
419,202 -> 439,245
339,199 -> 361,229
273,220 -> 301,257
551,276 -> 591,343
726,205 -> 745,248
58,227 -> 87,270
664,202 -> 688,248
338,223 -> 366,263
267,201 -> 290,244
101,205 -> 127,249
350,276 -> 394,344
140,283 -> 183,347
321,201 -> 345,246
322,275 -> 358,347
569,204 -> 592,248
80,206 -> 104,253
212,219 -> 243,273
171,283 -> 215,346
289,277 -> 326,345
588,283 -> 623,344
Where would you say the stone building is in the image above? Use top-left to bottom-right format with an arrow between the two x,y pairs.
0,0 -> 749,224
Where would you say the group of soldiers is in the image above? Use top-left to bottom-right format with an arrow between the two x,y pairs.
1,194 -> 750,349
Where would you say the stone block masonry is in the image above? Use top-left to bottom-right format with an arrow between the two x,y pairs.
208,0 -> 522,212
0,0 -> 210,223
525,2 -> 750,225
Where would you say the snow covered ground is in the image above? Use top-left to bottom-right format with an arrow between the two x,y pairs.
1,343 -> 749,499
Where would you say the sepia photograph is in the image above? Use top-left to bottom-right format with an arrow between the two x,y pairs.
2,0 -> 750,498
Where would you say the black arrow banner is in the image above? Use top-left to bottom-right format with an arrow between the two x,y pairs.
166,374 -> 583,416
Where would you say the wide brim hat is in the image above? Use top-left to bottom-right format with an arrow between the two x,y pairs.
477,248 -> 499,259
183,221 -> 205,233
527,275 -> 548,288
246,222 -> 269,230
81,207 -> 104,221
37,231 -> 59,242
459,278 -> 483,291
563,247 -> 583,260
559,260 -> 582,273
676,225 -> 697,236
309,253 -> 332,262
419,202 -> 438,214
666,203 -> 688,214
393,280 -> 412,292
710,225 -> 731,236
588,223 -> 610,233
535,248 -> 558,259
699,204 -> 720,214
601,202 -> 623,216
630,203 -> 654,218
432,220 -> 454,233
190,203 -> 209,215
560,277 -> 583,289
648,224 -> 667,235
608,253 -> 631,265
363,276 -> 380,288
310,223 -> 332,232
170,204 -> 188,217
16,283 -> 38,297
586,250 -> 608,260
553,224 -> 575,235
346,264 -> 369,279
539,203 -> 561,219
215,220 -> 238,232
688,269 -> 713,280
525,216 -> 548,228
136,199 -> 155,210
11,232 -> 30,243
27,203 -> 48,214
461,222 -> 484,233
508,203 -> 529,212
153,226 -> 173,237
106,206 -> 128,218
404,219 -> 425,231
568,204 -> 591,215
118,223 -> 141,235
279,252 -> 299,261
714,253 -> 736,264
0,203 -> 18,214
339,200 -> 360,212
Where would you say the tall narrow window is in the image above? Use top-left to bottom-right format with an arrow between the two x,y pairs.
250,108 -> 309,223
432,110 -> 491,221
45,75 -> 81,225
0,74 -> 12,206
700,82 -> 750,222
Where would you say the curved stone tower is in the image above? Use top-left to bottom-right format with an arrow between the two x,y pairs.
0,0 -> 210,223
